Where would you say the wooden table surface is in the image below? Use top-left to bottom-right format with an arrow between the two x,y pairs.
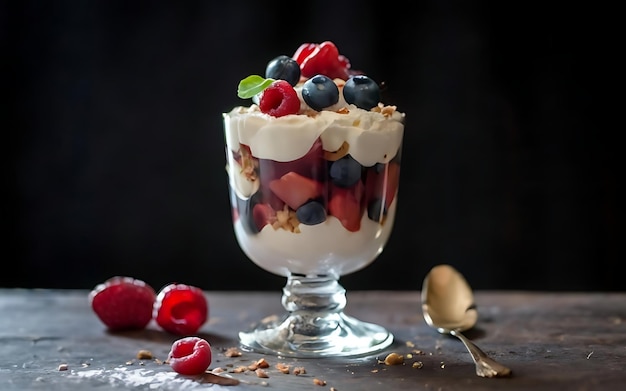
1,289 -> 624,390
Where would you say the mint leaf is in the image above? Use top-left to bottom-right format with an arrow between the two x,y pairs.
237,75 -> 275,99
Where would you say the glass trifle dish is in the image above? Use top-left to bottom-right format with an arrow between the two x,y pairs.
224,41 -> 405,357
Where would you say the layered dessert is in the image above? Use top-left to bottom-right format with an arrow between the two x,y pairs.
224,41 -> 405,278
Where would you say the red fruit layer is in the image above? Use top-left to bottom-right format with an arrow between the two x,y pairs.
365,161 -> 401,211
229,139 -> 401,233
328,181 -> 366,232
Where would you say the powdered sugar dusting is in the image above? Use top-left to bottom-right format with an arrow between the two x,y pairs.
70,367 -> 239,390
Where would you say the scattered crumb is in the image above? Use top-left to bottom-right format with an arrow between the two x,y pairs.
406,341 -> 415,348
383,353 -> 404,366
276,362 -> 290,374
440,362 -> 446,369
293,366 -> 306,375
412,361 -> 424,369
224,347 -> 242,357
58,363 -> 68,371
313,378 -> 326,386
199,372 -> 240,386
136,350 -> 153,360
587,351 -> 594,359
255,368 -> 269,378
254,358 -> 270,368
232,366 -> 247,373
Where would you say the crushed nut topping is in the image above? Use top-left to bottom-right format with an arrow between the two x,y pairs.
372,102 -> 398,118
272,205 -> 300,233
323,141 -> 350,161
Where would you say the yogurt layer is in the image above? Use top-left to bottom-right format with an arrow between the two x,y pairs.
234,198 -> 398,277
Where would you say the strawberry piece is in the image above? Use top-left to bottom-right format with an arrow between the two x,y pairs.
328,181 -> 366,232
168,336 -> 212,376
269,171 -> 324,210
89,276 -> 156,331
154,283 -> 208,335
258,80 -> 300,117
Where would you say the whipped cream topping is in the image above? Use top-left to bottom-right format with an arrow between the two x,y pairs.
224,104 -> 404,166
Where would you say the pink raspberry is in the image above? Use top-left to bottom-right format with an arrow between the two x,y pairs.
168,336 -> 212,375
154,283 -> 208,335
258,80 -> 300,117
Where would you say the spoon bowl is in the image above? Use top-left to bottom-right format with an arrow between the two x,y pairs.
421,264 -> 512,378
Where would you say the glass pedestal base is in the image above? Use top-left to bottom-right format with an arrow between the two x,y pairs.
238,275 -> 394,358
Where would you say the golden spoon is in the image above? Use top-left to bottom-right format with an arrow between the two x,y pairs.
421,264 -> 512,378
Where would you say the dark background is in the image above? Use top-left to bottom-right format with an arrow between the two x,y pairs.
3,1 -> 621,292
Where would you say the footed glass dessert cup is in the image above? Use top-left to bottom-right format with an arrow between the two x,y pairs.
223,111 -> 404,357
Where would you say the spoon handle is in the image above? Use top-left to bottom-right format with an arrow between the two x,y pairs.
450,330 -> 512,378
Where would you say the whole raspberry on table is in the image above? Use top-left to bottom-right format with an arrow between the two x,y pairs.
154,283 -> 209,335
168,336 -> 212,376
89,276 -> 156,331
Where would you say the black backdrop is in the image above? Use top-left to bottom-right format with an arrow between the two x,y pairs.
3,1 -> 621,292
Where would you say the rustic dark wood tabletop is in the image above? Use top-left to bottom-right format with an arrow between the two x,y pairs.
1,289 -> 624,390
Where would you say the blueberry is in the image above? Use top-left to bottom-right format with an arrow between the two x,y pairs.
302,74 -> 339,111
265,55 -> 301,87
343,75 -> 380,110
330,155 -> 362,187
296,200 -> 326,225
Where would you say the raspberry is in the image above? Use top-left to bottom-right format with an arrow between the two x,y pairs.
89,276 -> 156,331
154,283 -> 208,335
168,336 -> 212,376
294,41 -> 351,80
258,80 -> 300,117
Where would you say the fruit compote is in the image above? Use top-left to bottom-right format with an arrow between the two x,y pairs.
223,41 -> 405,357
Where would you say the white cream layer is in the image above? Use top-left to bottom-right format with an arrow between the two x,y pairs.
224,105 -> 404,166
233,199 -> 397,277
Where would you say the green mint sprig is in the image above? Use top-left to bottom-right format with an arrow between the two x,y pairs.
237,75 -> 275,99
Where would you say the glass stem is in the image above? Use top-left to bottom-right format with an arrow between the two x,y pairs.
281,274 -> 345,329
